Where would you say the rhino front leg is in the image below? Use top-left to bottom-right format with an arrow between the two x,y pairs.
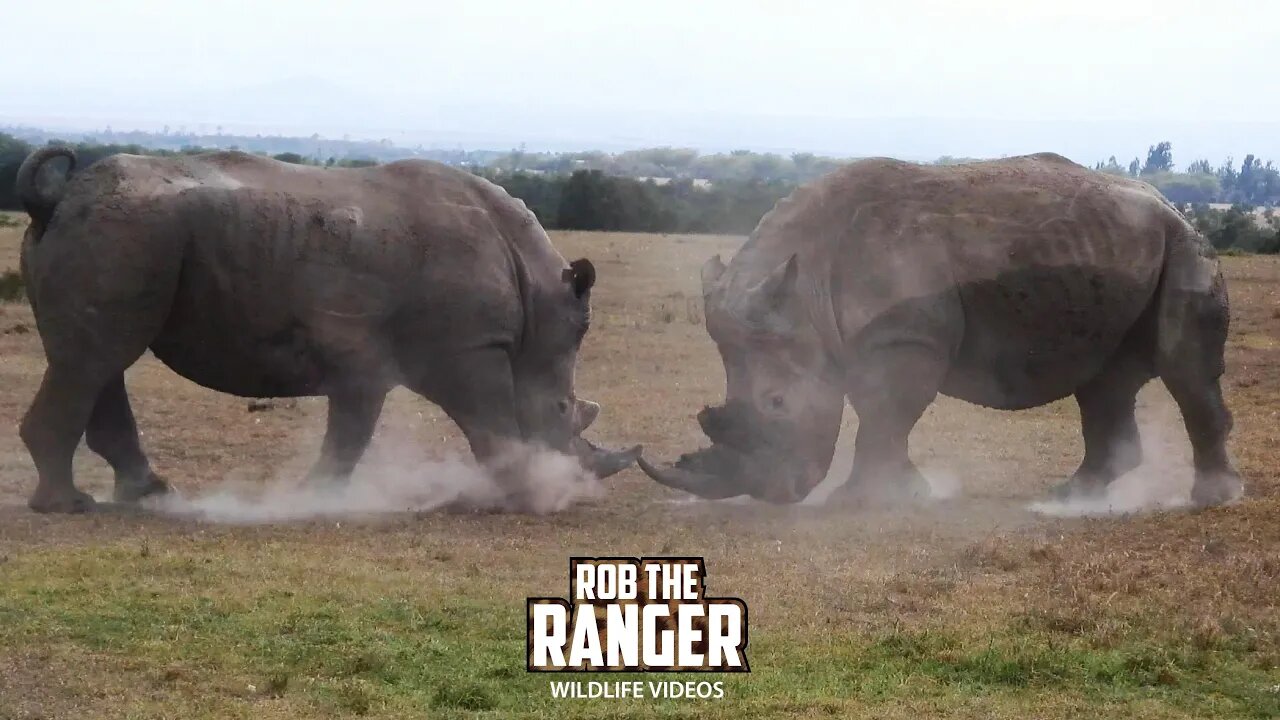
833,343 -> 948,506
85,374 -> 170,503
1051,351 -> 1152,501
305,383 -> 387,486
406,347 -> 531,509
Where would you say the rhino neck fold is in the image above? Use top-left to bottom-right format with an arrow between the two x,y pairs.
802,251 -> 847,380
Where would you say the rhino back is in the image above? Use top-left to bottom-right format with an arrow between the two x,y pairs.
70,153 -> 537,397
740,154 -> 1181,409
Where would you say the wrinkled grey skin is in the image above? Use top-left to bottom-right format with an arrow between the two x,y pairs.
15,147 -> 639,514
640,153 -> 1244,508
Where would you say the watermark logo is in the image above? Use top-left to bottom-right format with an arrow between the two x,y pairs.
527,557 -> 749,672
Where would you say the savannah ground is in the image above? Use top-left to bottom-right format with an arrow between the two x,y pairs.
0,211 -> 1277,719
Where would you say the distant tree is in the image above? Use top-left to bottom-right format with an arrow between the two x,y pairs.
272,152 -> 305,164
1217,157 -> 1238,196
1141,141 -> 1173,174
1186,158 -> 1213,174
1146,171 -> 1221,204
1128,157 -> 1141,177
1095,155 -> 1127,176
1239,154 -> 1263,203
558,170 -> 623,230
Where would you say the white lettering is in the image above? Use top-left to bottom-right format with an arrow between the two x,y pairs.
531,604 -> 567,668
708,603 -> 744,668
605,604 -> 639,667
641,604 -> 675,665
567,606 -> 604,667
676,603 -> 705,666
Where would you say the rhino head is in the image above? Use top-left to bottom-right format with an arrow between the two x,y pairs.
639,253 -> 844,502
514,258 -> 639,479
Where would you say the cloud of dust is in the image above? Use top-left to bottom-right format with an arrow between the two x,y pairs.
799,388 -> 1196,518
801,418 -> 962,505
1027,402 -> 1194,518
144,443 -> 603,524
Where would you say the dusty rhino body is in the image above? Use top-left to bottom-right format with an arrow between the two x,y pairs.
16,147 -> 637,513
641,152 -> 1244,507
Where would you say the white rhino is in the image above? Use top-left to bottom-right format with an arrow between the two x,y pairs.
640,153 -> 1243,508
15,147 -> 638,513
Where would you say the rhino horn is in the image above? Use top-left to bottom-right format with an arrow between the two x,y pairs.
636,455 -> 744,500
573,436 -> 641,479
743,254 -> 799,317
701,254 -> 727,296
573,398 -> 600,435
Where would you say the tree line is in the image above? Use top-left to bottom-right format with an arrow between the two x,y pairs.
0,133 -> 790,235
2,131 -> 1277,252
1093,141 -> 1280,206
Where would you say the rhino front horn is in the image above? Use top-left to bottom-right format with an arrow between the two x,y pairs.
636,456 -> 743,500
573,437 -> 641,479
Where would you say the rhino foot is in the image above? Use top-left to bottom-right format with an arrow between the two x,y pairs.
833,465 -> 933,508
1190,471 -> 1244,508
29,486 -> 97,514
1047,475 -> 1110,503
113,471 -> 172,504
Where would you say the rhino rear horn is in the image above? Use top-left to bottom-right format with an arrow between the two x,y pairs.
743,254 -> 799,315
701,255 -> 727,296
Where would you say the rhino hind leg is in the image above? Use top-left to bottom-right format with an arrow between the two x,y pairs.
305,384 -> 388,486
1152,242 -> 1243,507
22,275 -> 172,512
834,343 -> 948,506
1052,352 -> 1154,501
21,365 -> 108,513
85,374 -> 170,503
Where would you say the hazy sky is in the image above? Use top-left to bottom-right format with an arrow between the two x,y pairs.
3,0 -> 1278,161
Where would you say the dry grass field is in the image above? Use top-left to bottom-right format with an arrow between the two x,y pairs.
0,212 -> 1278,718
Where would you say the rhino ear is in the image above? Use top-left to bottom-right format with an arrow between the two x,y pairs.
563,258 -> 596,299
743,254 -> 799,317
701,255 -> 727,296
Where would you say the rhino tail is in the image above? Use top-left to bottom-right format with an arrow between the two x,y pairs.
15,146 -> 77,231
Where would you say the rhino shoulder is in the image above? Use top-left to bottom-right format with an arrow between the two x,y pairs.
757,158 -> 921,228
1022,151 -> 1081,168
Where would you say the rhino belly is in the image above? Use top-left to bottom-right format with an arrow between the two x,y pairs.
939,265 -> 1158,410
150,294 -> 329,399
148,252 -> 340,398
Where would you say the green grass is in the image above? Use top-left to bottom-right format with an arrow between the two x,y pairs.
1,543 -> 1276,719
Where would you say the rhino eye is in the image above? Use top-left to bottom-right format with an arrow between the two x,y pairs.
769,395 -> 785,410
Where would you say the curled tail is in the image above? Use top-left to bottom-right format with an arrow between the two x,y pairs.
15,146 -> 77,231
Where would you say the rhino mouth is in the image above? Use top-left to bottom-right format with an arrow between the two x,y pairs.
637,403 -> 809,503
